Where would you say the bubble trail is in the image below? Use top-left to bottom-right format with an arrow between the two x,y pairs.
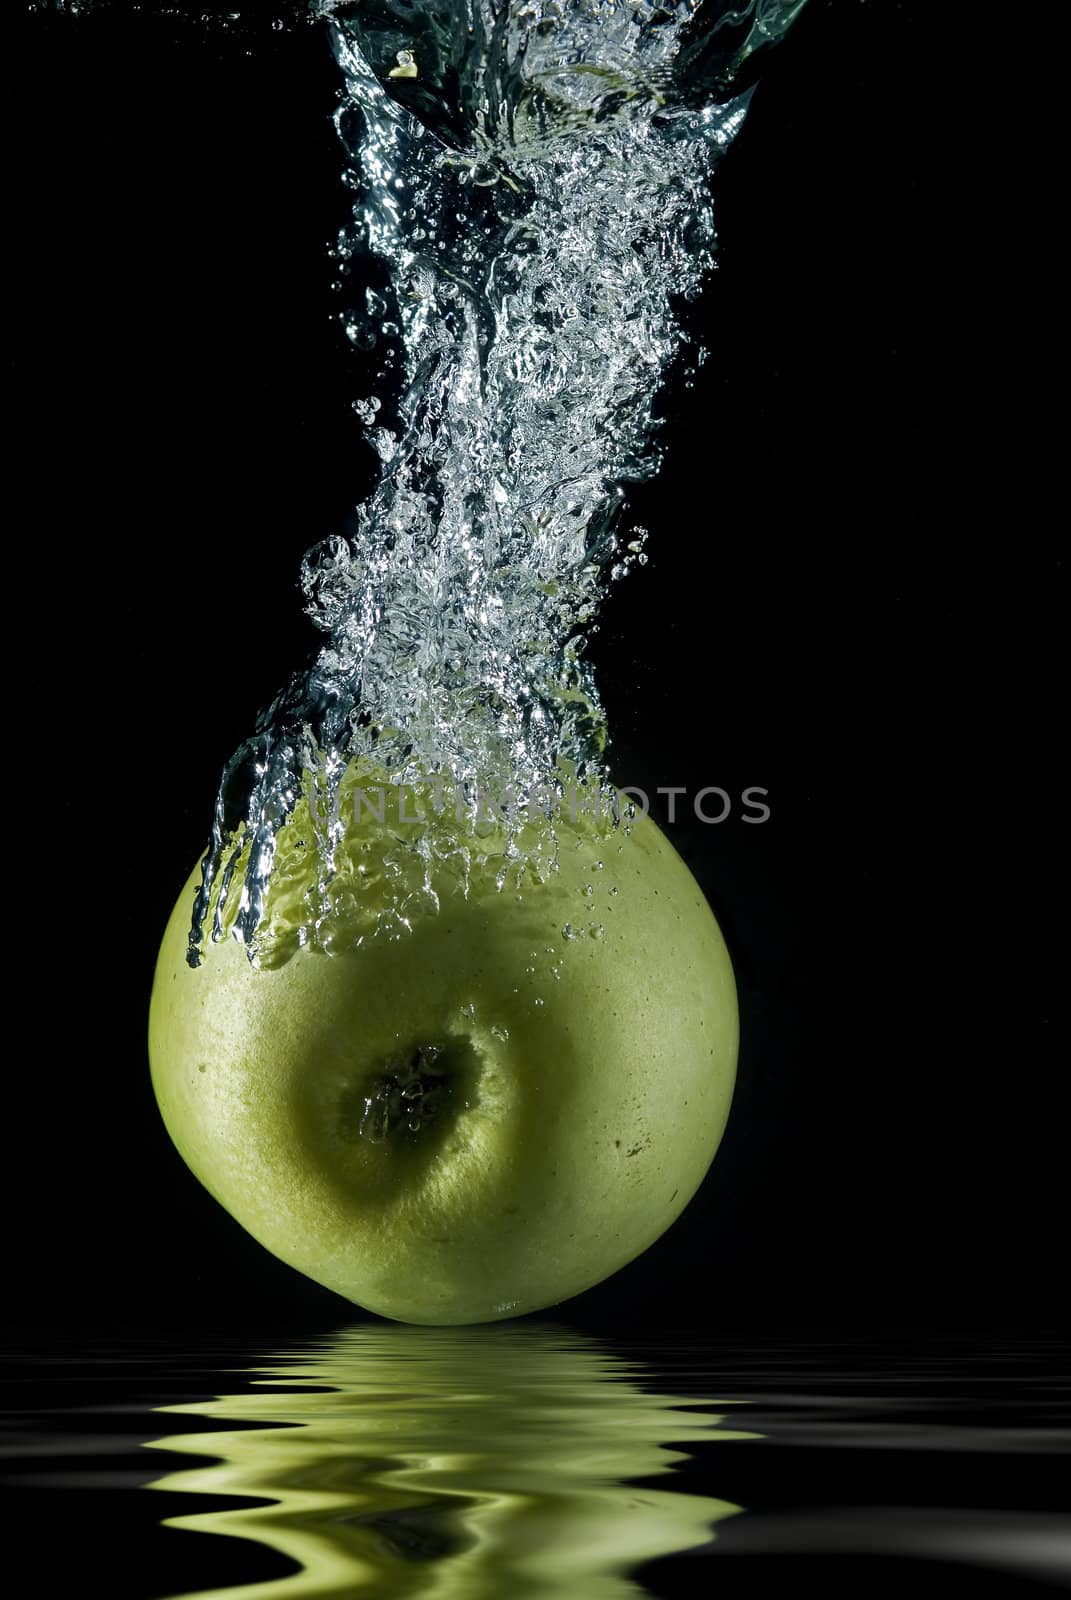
190,2 -> 808,963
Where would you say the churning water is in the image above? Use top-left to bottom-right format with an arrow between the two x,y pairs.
30,3 -> 807,958
159,1 -> 800,962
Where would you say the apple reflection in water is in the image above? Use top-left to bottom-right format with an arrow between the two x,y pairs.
145,1323 -> 753,1599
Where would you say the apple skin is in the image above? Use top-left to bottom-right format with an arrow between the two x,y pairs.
149,796 -> 737,1324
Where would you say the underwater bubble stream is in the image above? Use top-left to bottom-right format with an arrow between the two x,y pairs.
164,0 -> 808,962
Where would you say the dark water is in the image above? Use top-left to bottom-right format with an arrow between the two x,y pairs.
3,1329 -> 1069,1597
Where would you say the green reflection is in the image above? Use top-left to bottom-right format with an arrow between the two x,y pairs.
145,1323 -> 754,1599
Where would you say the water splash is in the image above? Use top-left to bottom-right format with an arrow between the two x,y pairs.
32,2 -> 809,963
26,1 -> 344,26
170,1 -> 808,963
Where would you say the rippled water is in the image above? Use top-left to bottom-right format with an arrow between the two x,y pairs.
5,1332 -> 1069,1597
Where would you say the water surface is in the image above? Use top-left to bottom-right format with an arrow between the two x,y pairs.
5,1330 -> 1069,1596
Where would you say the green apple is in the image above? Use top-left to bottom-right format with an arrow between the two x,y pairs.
149,776 -> 737,1324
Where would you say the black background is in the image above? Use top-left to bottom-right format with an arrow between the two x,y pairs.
9,1 -> 1063,1339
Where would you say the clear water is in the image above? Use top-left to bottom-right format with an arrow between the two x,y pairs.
5,1333 -> 1069,1598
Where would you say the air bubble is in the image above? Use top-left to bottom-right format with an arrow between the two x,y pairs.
343,319 -> 376,349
